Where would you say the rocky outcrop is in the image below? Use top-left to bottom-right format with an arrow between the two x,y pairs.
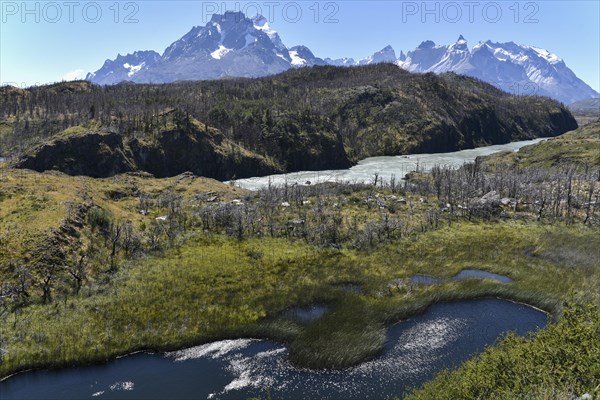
17,125 -> 283,180
16,106 -> 355,179
17,132 -> 136,178
411,104 -> 577,154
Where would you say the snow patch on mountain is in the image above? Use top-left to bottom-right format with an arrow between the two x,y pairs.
123,62 -> 145,77
211,45 -> 232,59
253,16 -> 275,38
289,50 -> 306,66
530,46 -> 561,64
244,33 -> 257,47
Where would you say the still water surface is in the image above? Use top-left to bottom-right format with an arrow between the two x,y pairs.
410,269 -> 513,285
1,299 -> 547,400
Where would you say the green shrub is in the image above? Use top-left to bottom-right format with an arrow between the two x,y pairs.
86,206 -> 111,233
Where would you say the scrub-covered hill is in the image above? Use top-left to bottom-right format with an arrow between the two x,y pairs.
2,64 -> 576,179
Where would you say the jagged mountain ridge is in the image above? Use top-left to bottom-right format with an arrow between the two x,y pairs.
86,12 -> 599,104
397,36 -> 599,104
87,11 -> 325,84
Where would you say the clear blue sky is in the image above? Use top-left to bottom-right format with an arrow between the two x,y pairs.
1,1 -> 598,92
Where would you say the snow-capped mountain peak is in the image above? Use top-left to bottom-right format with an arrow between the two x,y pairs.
530,46 -> 562,64
359,45 -> 397,65
450,35 -> 468,51
399,38 -> 598,104
417,40 -> 437,50
288,45 -> 327,66
88,12 -> 332,84
324,57 -> 356,66
252,14 -> 272,33
85,50 -> 160,83
87,12 -> 599,104
251,14 -> 287,54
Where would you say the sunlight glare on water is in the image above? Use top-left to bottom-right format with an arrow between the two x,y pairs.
0,299 -> 547,400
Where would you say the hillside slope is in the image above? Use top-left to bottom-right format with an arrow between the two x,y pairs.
0,166 -> 246,292
2,65 -> 577,179
15,114 -> 287,179
481,122 -> 600,168
568,99 -> 600,126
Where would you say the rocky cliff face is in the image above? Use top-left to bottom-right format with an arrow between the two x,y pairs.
411,104 -> 576,154
17,132 -> 136,178
17,127 -> 281,180
16,114 -> 352,180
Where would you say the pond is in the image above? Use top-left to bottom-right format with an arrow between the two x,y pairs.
281,304 -> 329,322
333,283 -> 363,294
410,275 -> 444,285
453,269 -> 513,284
410,269 -> 512,285
229,139 -> 546,190
0,298 -> 547,400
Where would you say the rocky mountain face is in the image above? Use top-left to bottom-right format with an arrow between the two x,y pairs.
16,120 -> 281,180
87,11 -> 324,84
86,51 -> 161,84
358,45 -> 397,65
15,100 -> 353,179
87,13 -> 598,105
568,98 -> 600,114
288,46 -> 327,67
397,36 -> 599,104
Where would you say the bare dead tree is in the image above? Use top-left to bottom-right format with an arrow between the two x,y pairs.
67,253 -> 88,295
